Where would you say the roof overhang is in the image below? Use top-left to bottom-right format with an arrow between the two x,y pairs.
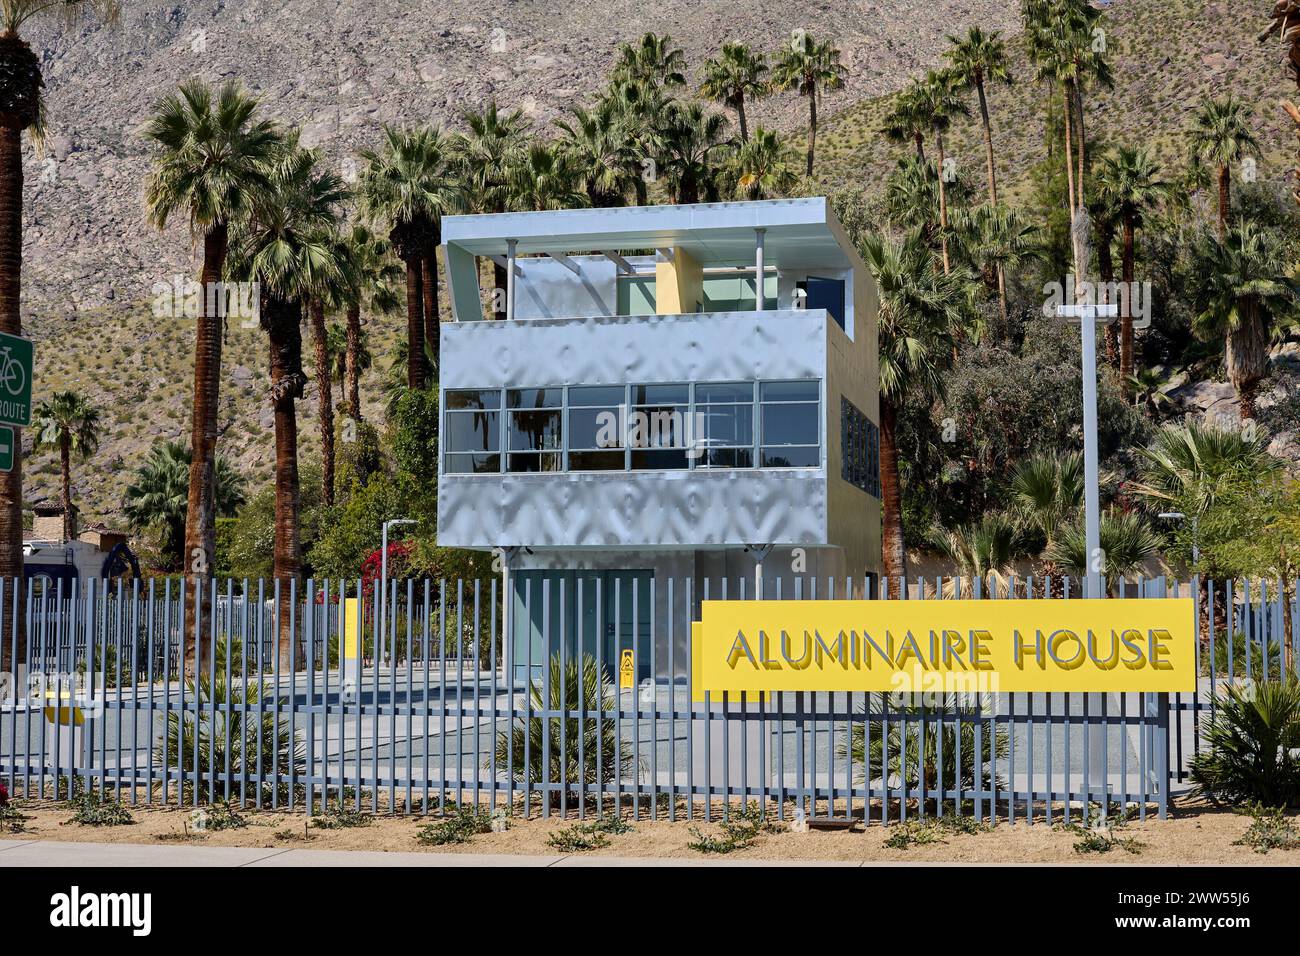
441,197 -> 856,270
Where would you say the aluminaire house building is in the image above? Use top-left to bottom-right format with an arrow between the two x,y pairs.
437,198 -> 882,679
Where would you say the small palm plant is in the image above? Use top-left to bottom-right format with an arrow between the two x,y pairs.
840,694 -> 1008,805
1189,678 -> 1300,807
155,671 -> 304,803
492,653 -> 634,805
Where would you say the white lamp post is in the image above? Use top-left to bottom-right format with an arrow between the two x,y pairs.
380,518 -> 416,650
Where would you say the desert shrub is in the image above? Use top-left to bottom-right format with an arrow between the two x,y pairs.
311,802 -> 372,829
1189,678 -> 1300,807
1055,806 -> 1143,855
154,673 -> 304,803
842,693 -> 1009,799
67,793 -> 133,827
687,802 -> 778,854
492,653 -> 635,804
546,814 -> 633,852
1233,803 -> 1300,854
415,806 -> 494,846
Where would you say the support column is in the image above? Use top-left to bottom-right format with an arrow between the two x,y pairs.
754,228 -> 766,311
506,239 -> 517,321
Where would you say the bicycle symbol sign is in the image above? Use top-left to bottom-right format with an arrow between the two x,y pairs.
0,331 -> 32,428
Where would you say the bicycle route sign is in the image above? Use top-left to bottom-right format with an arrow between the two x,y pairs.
0,330 -> 31,428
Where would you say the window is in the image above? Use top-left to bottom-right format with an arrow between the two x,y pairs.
567,385 -> 625,471
696,382 -> 754,468
841,398 -> 880,497
444,380 -> 821,475
507,388 -> 563,472
444,389 -> 502,474
630,384 -> 690,470
760,381 -> 820,467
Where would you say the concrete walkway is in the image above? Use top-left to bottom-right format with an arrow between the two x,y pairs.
0,838 -> 862,867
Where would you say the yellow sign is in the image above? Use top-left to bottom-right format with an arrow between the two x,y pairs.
619,648 -> 635,690
342,598 -> 362,661
691,598 -> 1196,695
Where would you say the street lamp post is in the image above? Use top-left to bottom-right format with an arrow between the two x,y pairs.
380,518 -> 416,651
1057,300 -> 1118,806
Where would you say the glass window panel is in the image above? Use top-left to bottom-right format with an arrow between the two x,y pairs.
568,450 -> 625,471
445,410 -> 500,453
701,447 -> 753,469
697,382 -> 753,403
569,385 -> 625,406
508,409 -> 562,451
761,380 -> 819,402
629,405 -> 688,448
700,404 -> 753,447
632,384 -> 688,404
568,406 -> 623,449
762,402 -> 818,446
761,446 -> 819,468
446,389 -> 501,411
508,387 -> 563,409
632,448 -> 689,470
508,452 -> 563,473
445,452 -> 501,474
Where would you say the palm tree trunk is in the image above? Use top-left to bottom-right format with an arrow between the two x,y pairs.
879,399 -> 907,581
936,131 -> 951,276
267,296 -> 305,662
1061,84 -> 1078,239
1119,216 -> 1135,398
914,132 -> 926,164
997,263 -> 1009,329
806,88 -> 817,178
1074,81 -> 1087,210
422,238 -> 440,380
345,303 -> 362,422
0,118 -> 23,672
1217,164 -> 1230,241
1099,222 -> 1118,367
976,77 -> 998,207
59,434 -> 73,542
404,254 -> 425,389
737,94 -> 749,143
183,221 -> 228,674
309,299 -> 334,508
492,261 -> 507,320
1227,309 -> 1268,421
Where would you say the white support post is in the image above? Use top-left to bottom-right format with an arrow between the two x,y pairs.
505,239 -> 517,321
754,228 -> 766,311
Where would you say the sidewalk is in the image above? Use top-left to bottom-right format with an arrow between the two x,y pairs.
0,839 -> 864,867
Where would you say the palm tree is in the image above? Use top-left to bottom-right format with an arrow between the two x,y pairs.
612,32 -> 687,89
1190,221 -> 1299,419
455,101 -> 528,316
1132,419 -> 1280,521
1011,450 -> 1083,552
859,230 -> 969,580
882,81 -> 931,162
700,42 -> 769,143
31,392 -> 101,542
771,33 -> 846,177
506,141 -> 589,212
123,441 -> 245,571
954,204 -> 1041,325
927,513 -> 1028,596
555,102 -> 640,207
733,126 -> 796,200
326,321 -> 371,394
658,102 -> 733,204
915,70 -> 969,275
1187,95 -> 1260,241
0,1 -> 120,665
143,78 -> 279,595
231,137 -> 347,658
1095,147 -> 1166,396
1045,509 -> 1161,591
336,224 -> 399,421
945,27 -> 1012,208
358,126 -> 461,388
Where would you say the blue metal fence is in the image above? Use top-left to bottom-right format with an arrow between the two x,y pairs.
0,573 -> 1284,824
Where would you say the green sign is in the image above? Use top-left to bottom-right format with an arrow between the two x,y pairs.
0,426 -> 11,472
0,331 -> 31,427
